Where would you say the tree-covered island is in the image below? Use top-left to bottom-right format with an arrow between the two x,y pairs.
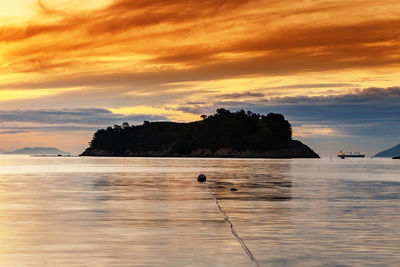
80,109 -> 319,158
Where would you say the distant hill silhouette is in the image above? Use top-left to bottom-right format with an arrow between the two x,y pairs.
81,109 -> 319,158
4,147 -> 69,155
373,144 -> 400,158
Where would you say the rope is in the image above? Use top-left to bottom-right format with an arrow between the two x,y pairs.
205,186 -> 261,267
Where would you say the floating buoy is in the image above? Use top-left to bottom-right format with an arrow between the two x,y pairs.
197,174 -> 206,182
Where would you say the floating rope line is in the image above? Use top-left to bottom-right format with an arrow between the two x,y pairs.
205,186 -> 261,267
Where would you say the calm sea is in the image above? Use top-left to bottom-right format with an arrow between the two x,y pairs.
0,155 -> 398,266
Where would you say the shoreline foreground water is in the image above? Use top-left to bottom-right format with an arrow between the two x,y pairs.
0,155 -> 399,266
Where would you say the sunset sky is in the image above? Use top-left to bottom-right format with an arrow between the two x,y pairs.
0,0 -> 399,155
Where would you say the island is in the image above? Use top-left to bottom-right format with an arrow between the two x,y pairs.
373,144 -> 400,158
4,147 -> 70,155
80,108 -> 319,158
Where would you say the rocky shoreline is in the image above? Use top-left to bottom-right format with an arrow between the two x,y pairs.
80,140 -> 319,158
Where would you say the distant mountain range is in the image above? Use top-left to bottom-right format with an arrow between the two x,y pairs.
3,147 -> 70,155
373,144 -> 400,158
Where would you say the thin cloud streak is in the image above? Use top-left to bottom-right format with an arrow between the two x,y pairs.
0,108 -> 166,125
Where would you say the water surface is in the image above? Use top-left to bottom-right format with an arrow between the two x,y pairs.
0,156 -> 398,266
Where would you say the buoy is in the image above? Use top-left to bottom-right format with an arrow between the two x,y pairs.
230,187 -> 238,191
197,174 -> 206,182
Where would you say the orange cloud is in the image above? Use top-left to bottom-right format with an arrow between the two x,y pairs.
0,0 -> 399,150
1,0 -> 399,89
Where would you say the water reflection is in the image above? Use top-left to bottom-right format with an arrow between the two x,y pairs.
208,166 -> 292,201
336,180 -> 400,200
0,156 -> 399,266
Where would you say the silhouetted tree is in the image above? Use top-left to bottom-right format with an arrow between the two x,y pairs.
122,122 -> 130,129
88,109 -> 293,155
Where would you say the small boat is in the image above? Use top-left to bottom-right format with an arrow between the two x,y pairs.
337,151 -> 365,159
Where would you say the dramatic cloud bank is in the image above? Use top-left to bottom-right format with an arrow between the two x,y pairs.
0,0 -> 399,154
0,108 -> 166,153
172,87 -> 400,155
